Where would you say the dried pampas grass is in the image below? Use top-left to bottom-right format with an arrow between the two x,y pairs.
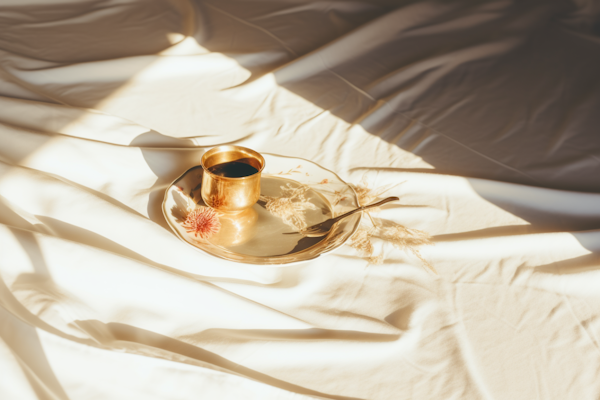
350,175 -> 403,210
347,174 -> 436,273
379,225 -> 436,274
349,228 -> 381,265
260,183 -> 318,230
349,224 -> 436,273
259,173 -> 436,274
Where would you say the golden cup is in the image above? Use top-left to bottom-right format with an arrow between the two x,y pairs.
200,145 -> 265,214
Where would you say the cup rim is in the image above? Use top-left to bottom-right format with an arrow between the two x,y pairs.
201,145 -> 265,180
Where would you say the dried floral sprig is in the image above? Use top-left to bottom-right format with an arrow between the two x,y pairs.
349,225 -> 436,273
257,172 -> 435,273
350,175 -> 404,212
260,183 -> 318,230
346,174 -> 436,273
349,227 -> 381,264
182,206 -> 221,240
379,225 -> 436,274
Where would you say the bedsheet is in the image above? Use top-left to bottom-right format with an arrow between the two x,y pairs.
1,0 -> 600,399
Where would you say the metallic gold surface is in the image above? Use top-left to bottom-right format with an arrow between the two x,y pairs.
162,154 -> 361,265
200,145 -> 265,214
209,207 -> 259,247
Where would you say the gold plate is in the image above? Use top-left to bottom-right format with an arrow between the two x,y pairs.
162,153 -> 361,265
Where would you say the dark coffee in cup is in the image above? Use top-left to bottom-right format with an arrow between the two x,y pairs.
207,159 -> 259,178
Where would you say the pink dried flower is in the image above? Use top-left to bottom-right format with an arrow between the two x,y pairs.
182,207 -> 221,239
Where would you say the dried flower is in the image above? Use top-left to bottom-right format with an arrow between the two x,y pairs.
350,175 -> 404,212
260,183 -> 318,230
349,227 -> 375,256
349,224 -> 435,271
346,175 -> 436,273
379,225 -> 436,274
349,227 -> 384,265
369,253 -> 385,265
182,206 -> 221,240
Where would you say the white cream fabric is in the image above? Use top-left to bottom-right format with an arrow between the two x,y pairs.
1,0 -> 600,399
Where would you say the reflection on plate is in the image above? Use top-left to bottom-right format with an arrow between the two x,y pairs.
162,153 -> 360,265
